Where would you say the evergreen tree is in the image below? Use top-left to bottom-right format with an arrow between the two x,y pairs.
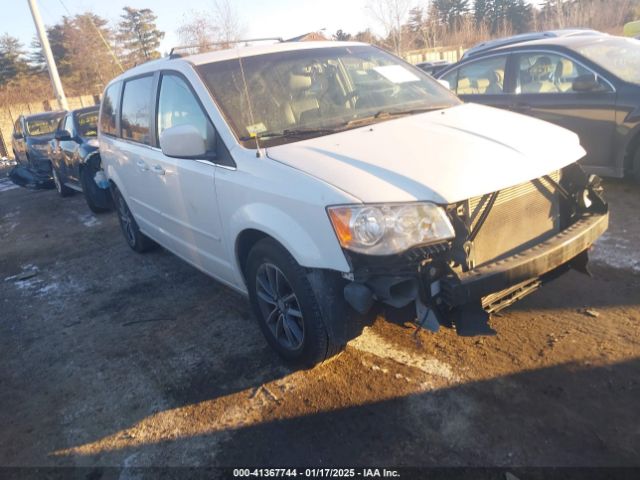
333,29 -> 352,41
473,0 -> 490,25
474,0 -> 532,34
117,7 -> 164,66
0,34 -> 28,85
434,0 -> 470,30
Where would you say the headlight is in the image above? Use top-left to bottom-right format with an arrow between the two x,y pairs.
327,202 -> 455,255
87,138 -> 99,148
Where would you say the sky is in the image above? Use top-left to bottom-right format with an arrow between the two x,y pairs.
6,0 -> 374,54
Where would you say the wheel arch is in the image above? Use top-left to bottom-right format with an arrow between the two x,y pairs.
231,205 -> 350,287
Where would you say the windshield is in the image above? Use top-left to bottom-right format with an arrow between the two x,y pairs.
26,115 -> 64,137
575,37 -> 640,85
76,111 -> 99,137
196,45 -> 460,147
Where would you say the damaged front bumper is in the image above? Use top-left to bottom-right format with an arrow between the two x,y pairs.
342,167 -> 609,336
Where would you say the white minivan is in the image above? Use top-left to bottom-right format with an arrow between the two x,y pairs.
99,41 -> 608,366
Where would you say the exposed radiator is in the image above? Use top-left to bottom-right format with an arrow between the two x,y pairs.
468,171 -> 561,267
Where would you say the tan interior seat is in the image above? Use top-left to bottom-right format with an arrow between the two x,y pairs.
457,77 -> 478,95
484,69 -> 504,94
522,56 -> 559,93
283,73 -> 320,125
555,59 -> 576,92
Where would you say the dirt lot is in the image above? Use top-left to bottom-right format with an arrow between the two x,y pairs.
0,173 -> 639,470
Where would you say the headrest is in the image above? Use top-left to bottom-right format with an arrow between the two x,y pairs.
557,59 -> 575,78
289,74 -> 312,92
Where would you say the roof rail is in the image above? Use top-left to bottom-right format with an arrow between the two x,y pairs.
169,37 -> 284,58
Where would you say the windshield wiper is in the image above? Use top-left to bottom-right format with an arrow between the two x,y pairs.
239,127 -> 341,142
344,106 -> 451,128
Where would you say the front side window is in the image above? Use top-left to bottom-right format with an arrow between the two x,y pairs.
453,56 -> 507,95
121,76 -> 154,145
196,45 -> 460,147
100,82 -> 120,136
515,52 -> 610,94
157,73 -> 216,153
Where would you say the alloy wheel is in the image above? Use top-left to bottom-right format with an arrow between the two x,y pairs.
117,195 -> 136,247
255,263 -> 305,351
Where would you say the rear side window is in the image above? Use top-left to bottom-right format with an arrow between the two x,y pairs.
453,56 -> 508,95
121,76 -> 154,145
100,83 -> 120,136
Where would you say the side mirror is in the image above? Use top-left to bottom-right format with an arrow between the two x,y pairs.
55,130 -> 72,141
159,124 -> 207,158
572,74 -> 602,93
437,79 -> 451,90
13,132 -> 23,140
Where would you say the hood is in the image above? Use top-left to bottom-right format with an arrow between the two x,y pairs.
266,103 -> 585,204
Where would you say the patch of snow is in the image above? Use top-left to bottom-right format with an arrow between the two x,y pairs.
79,214 -> 100,227
591,232 -> 640,272
0,177 -> 18,192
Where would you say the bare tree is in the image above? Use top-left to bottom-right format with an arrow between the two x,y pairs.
176,0 -> 245,53
212,0 -> 244,47
366,0 -> 412,55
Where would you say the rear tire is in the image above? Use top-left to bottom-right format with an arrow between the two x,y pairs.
80,159 -> 112,213
112,185 -> 156,253
52,166 -> 73,197
246,238 -> 344,367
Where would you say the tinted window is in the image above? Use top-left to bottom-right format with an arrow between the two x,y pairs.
121,76 -> 153,145
157,74 -> 216,153
516,52 -> 611,94
454,56 -> 507,95
100,83 -> 120,136
76,111 -> 98,137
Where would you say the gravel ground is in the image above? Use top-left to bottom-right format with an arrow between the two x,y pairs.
0,174 -> 638,471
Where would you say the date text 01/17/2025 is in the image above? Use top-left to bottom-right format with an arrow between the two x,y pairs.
232,468 -> 401,478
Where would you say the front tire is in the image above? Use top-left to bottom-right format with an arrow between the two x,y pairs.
52,166 -> 73,197
112,185 -> 155,253
631,147 -> 640,184
246,238 -> 343,367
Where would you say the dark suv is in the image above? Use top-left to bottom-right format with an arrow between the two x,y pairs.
11,111 -> 66,183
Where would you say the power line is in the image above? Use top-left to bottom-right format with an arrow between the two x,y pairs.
56,0 -> 125,72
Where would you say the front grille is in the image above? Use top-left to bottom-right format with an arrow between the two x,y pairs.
468,171 -> 561,267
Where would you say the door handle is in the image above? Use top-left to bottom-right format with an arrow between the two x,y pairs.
136,160 -> 149,172
151,164 -> 165,175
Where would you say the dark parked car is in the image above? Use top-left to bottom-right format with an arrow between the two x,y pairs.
11,111 -> 66,184
415,60 -> 452,76
49,106 -> 112,212
461,29 -> 604,60
437,35 -> 640,180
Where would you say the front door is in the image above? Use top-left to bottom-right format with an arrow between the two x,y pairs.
510,51 -> 617,173
145,72 -> 232,281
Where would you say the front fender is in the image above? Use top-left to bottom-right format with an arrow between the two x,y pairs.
229,203 -> 351,278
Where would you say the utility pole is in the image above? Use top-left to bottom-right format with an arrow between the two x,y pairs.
27,0 -> 69,110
